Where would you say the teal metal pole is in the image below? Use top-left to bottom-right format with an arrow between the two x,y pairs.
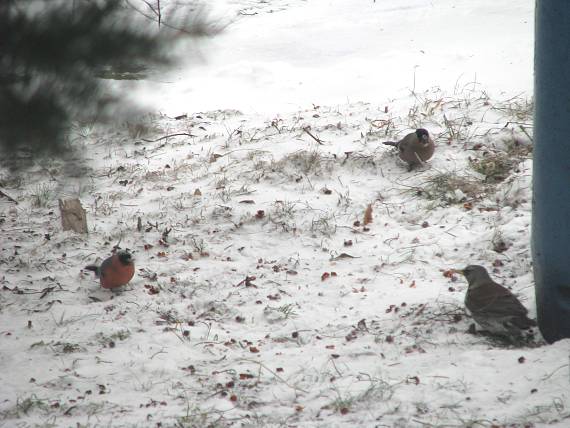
532,0 -> 570,343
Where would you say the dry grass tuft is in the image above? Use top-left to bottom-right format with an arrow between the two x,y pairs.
470,138 -> 532,183
491,96 -> 534,122
30,183 -> 55,208
271,150 -> 335,177
416,171 -> 486,205
470,152 -> 518,183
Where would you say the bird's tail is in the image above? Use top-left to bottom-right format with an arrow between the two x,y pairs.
382,141 -> 398,147
84,265 -> 100,277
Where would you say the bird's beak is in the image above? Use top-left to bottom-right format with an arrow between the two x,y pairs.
450,268 -> 464,275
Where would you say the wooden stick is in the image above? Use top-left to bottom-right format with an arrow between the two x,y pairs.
302,126 -> 325,145
0,188 -> 18,204
138,132 -> 195,143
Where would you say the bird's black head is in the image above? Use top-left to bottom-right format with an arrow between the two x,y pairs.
117,250 -> 133,265
415,128 -> 430,144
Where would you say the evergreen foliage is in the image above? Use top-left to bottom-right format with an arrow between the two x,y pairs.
0,0 -> 208,166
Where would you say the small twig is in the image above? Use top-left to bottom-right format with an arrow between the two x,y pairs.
414,303 -> 428,318
40,287 -> 56,299
541,364 -> 569,381
142,0 -> 160,27
192,340 -> 224,347
239,359 -> 308,393
302,126 -> 325,145
150,348 -> 167,359
63,405 -> 77,416
125,0 -> 221,36
157,0 -> 161,27
161,227 -> 172,242
330,253 -> 360,261
218,148 -> 270,158
413,151 -> 426,166
146,221 -> 159,231
519,125 -> 534,142
112,238 -> 123,253
138,133 -> 195,143
330,357 -> 343,376
0,188 -> 18,204
503,121 -> 533,128
303,173 -> 314,190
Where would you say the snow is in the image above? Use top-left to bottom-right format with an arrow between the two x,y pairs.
134,0 -> 534,116
1,0 -> 570,427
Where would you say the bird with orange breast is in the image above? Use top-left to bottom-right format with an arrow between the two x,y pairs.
84,250 -> 135,289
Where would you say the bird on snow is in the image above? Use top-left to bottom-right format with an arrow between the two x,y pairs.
84,250 -> 135,289
453,265 -> 536,338
383,128 -> 435,171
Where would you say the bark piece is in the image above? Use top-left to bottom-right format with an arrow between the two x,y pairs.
59,198 -> 88,233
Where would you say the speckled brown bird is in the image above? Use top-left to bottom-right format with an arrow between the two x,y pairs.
84,250 -> 135,289
454,265 -> 536,338
383,128 -> 435,171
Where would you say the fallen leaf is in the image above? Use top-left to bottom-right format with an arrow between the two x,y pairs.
210,153 -> 223,162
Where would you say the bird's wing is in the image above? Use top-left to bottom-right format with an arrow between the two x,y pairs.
466,283 -> 528,317
398,134 -> 416,150
99,257 -> 113,279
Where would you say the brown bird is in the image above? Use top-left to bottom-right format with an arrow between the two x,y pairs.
84,250 -> 135,289
383,128 -> 435,171
454,265 -> 536,338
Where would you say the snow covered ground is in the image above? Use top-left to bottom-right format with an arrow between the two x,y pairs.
1,0 -> 570,427
134,0 -> 534,116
